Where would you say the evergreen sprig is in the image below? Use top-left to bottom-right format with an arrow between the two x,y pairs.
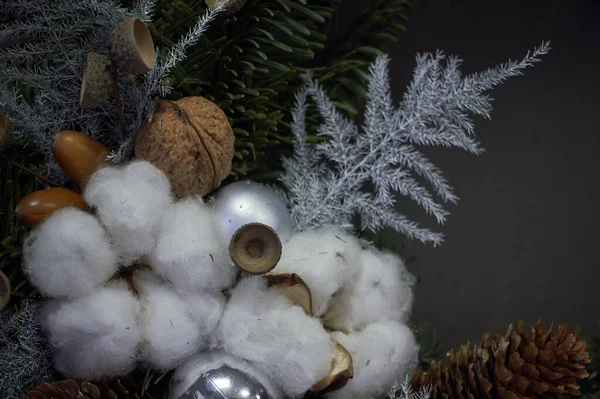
149,0 -> 412,180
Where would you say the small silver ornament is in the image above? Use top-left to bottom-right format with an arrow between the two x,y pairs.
171,352 -> 278,399
211,181 -> 293,244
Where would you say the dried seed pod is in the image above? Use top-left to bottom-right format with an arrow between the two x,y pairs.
312,342 -> 354,393
229,223 -> 282,274
205,0 -> 247,13
265,273 -> 313,315
0,270 -> 10,310
80,52 -> 114,108
135,97 -> 235,198
52,130 -> 109,186
109,17 -> 155,73
0,112 -> 12,152
16,188 -> 87,229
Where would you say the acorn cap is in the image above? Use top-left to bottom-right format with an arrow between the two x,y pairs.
0,270 -> 10,310
0,112 -> 12,152
229,223 -> 282,274
266,273 -> 313,315
109,17 -> 156,73
80,52 -> 114,109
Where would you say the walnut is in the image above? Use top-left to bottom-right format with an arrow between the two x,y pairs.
135,97 -> 235,198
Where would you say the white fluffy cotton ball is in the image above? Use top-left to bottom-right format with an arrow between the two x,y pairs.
272,228 -> 362,317
134,272 -> 209,371
214,277 -> 334,398
150,198 -> 236,292
41,285 -> 142,379
329,320 -> 419,399
23,207 -> 118,298
83,161 -> 173,265
323,249 -> 416,331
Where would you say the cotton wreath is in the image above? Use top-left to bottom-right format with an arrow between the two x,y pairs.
23,161 -> 236,379
214,228 -> 419,398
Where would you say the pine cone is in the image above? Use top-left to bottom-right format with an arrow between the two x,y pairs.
27,377 -> 140,399
411,320 -> 591,399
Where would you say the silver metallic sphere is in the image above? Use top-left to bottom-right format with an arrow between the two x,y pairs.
171,352 -> 276,399
211,181 -> 293,244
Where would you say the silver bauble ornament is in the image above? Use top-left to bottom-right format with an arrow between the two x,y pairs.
211,181 -> 293,244
171,351 -> 279,399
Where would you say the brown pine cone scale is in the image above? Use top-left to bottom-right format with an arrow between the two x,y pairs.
411,320 -> 591,399
28,376 -> 140,399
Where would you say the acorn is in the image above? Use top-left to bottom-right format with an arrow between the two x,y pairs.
0,112 -> 12,152
109,17 -> 156,73
52,130 -> 109,186
16,188 -> 87,229
311,342 -> 354,394
229,223 -> 282,274
80,52 -> 114,108
265,273 -> 313,315
0,270 -> 10,310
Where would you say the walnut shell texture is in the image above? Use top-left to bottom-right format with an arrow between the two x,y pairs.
135,97 -> 234,198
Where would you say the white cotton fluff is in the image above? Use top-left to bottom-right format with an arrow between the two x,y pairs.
271,228 -> 362,317
41,285 -> 142,379
23,207 -> 118,298
178,290 -> 226,337
134,272 -> 209,371
214,277 -> 334,398
328,320 -> 419,399
150,198 -> 236,292
83,161 -> 173,265
171,351 -> 283,399
323,249 -> 416,331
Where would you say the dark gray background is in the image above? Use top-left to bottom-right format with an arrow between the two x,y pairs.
386,0 -> 600,351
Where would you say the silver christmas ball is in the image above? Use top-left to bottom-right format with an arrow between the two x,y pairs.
171,352 -> 277,399
211,181 -> 293,244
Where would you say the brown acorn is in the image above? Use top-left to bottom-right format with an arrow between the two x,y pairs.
229,223 -> 282,274
109,17 -> 156,73
52,130 -> 109,186
135,97 -> 235,198
0,112 -> 12,152
0,270 -> 10,310
16,188 -> 87,229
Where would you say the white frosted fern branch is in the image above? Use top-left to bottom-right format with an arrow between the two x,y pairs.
281,41 -> 550,245
388,376 -> 432,399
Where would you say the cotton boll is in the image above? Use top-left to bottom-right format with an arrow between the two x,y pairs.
272,228 -> 362,317
323,249 -> 415,331
178,290 -> 226,336
328,320 -> 419,399
83,161 -> 173,265
134,272 -> 206,371
214,277 -> 334,398
23,207 -> 118,298
150,198 -> 236,292
171,351 -> 283,399
41,285 -> 142,379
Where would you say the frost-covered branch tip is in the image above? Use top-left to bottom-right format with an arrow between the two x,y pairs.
388,377 -> 432,399
280,41 -> 550,245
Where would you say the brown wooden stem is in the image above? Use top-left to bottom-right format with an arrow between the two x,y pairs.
109,61 -> 128,140
10,290 -> 27,298
0,153 -> 62,188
